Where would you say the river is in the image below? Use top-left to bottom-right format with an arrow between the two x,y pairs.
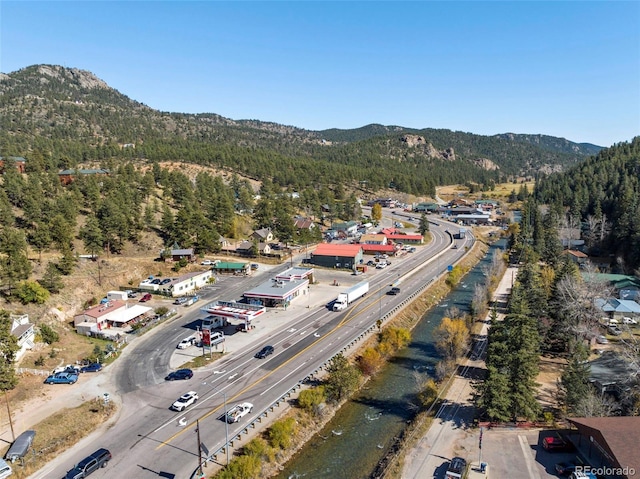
276,240 -> 506,479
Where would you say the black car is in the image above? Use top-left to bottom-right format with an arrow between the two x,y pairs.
165,369 -> 193,381
446,456 -> 467,478
65,448 -> 111,479
255,345 -> 274,359
387,287 -> 401,295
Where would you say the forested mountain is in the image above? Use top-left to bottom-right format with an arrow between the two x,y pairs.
494,133 -> 601,156
534,137 -> 640,272
0,64 -> 601,197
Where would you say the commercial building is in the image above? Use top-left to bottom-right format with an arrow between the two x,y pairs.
242,276 -> 310,308
74,300 -> 153,335
310,244 -> 364,269
567,416 -> 640,478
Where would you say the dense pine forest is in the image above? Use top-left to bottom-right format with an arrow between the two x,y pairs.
534,137 -> 640,273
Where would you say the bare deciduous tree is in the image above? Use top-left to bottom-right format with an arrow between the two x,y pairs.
574,388 -> 619,417
554,262 -> 614,339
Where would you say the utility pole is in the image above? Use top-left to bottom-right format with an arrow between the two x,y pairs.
196,419 -> 203,476
4,390 -> 15,441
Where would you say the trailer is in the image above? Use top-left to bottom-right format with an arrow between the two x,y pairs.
184,295 -> 200,306
6,429 -> 35,463
453,228 -> 467,240
333,281 -> 369,311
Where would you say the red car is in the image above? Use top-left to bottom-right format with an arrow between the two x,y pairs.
139,293 -> 152,302
542,434 -> 574,452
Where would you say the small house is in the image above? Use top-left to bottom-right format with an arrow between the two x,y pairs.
10,314 -> 35,361
0,156 -> 26,174
251,228 -> 274,243
170,248 -> 196,263
58,168 -> 110,185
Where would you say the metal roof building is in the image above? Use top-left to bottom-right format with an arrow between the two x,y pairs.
242,278 -> 309,308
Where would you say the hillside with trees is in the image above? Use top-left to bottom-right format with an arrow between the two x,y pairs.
0,65 -> 601,198
534,137 -> 640,273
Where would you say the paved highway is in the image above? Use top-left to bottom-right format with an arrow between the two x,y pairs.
33,213 -> 473,479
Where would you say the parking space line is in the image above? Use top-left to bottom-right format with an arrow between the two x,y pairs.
519,434 -> 542,479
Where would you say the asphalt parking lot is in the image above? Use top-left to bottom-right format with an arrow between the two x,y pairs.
452,427 -> 579,479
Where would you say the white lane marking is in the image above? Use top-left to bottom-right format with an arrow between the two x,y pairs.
519,434 -> 542,479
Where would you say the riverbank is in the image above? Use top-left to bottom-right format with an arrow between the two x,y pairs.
247,233 -> 498,479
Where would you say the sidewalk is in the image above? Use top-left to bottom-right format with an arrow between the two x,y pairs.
401,266 -> 517,479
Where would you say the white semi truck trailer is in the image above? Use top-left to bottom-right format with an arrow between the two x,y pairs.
333,281 -> 369,311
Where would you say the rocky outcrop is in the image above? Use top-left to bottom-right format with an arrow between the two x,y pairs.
400,135 -> 456,162
472,157 -> 499,171
400,134 -> 427,147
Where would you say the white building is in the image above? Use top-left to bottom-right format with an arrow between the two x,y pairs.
10,314 -> 35,361
74,300 -> 153,335
159,270 -> 213,297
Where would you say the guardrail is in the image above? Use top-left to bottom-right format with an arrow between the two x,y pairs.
198,276 -> 441,476
194,235 -> 475,477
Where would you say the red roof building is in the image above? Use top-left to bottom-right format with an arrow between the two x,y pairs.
361,244 -> 397,255
379,228 -> 424,244
310,243 -> 364,269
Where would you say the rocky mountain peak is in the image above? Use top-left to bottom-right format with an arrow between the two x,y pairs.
36,64 -> 110,90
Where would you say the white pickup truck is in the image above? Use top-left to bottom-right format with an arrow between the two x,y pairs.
225,402 -> 253,423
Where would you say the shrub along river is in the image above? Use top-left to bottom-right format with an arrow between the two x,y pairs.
276,240 -> 506,479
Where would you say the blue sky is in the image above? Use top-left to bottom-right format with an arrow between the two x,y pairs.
1,1 -> 638,147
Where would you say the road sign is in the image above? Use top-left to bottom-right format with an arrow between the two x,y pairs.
201,443 -> 209,457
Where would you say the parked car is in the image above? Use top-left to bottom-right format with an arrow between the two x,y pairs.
64,448 -> 111,479
165,369 -> 193,381
44,372 -> 78,384
174,297 -> 188,305
595,335 -> 609,344
250,263 -> 259,270
555,461 -> 578,476
542,434 -> 574,452
139,293 -> 152,302
623,316 -> 638,325
569,472 -> 597,479
201,259 -> 214,265
608,325 -> 622,336
171,391 -> 198,411
0,458 -> 11,479
255,345 -> 274,359
366,260 -> 376,267
445,456 -> 467,479
177,337 -> 196,349
80,363 -> 102,373
53,365 -> 80,375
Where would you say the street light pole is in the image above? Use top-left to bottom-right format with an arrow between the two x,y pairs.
223,392 -> 229,466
